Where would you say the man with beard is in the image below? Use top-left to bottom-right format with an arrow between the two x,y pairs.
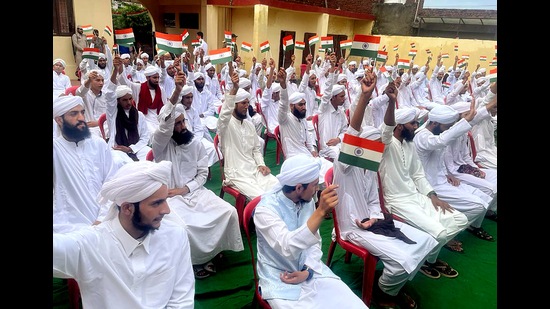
254,154 -> 368,309
276,67 -> 332,184
217,65 -> 279,200
203,63 -> 224,105
427,53 -> 447,104
186,70 -> 220,134
151,71 -> 243,279
79,46 -> 113,85
378,85 -> 468,279
53,95 -> 117,234
53,160 -> 196,309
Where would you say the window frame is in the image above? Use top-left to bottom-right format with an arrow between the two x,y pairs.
53,0 -> 75,36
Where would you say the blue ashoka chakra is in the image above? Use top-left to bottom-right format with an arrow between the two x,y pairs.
354,147 -> 364,156
362,43 -> 369,50
168,42 -> 173,46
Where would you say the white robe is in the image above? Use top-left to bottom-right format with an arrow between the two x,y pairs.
317,73 -> 347,160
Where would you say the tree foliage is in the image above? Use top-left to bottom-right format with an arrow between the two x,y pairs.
112,2 -> 151,30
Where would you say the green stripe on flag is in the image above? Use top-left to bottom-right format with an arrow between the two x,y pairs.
338,152 -> 381,172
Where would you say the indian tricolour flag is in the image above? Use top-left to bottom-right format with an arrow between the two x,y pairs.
241,42 -> 252,52
308,35 -> 320,46
82,48 -> 101,61
191,40 -> 201,47
350,34 -> 380,58
457,59 -> 467,68
283,35 -> 294,50
340,39 -> 352,50
295,41 -> 306,50
425,49 -> 431,54
209,47 -> 232,65
224,31 -> 232,43
379,65 -> 393,82
410,42 -> 416,48
104,26 -> 112,37
461,54 -> 470,60
155,32 -> 184,55
397,59 -> 410,70
260,41 -> 270,53
338,133 -> 385,172
115,28 -> 135,46
81,24 -> 93,33
321,36 -> 333,49
490,57 -> 497,66
381,45 -> 387,52
479,55 -> 487,61
488,68 -> 497,83
443,82 -> 451,89
408,49 -> 417,57
315,93 -> 322,105
376,50 -> 388,62
495,44 -> 497,56
181,29 -> 190,43
454,45 -> 459,51
441,53 -> 450,59
393,45 -> 399,51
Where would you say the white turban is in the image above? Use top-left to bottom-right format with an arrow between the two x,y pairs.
359,125 -> 381,140
204,56 -> 210,62
141,53 -> 149,59
116,85 -> 132,99
362,59 -> 369,66
53,58 -> 66,67
235,88 -> 250,103
385,65 -> 393,71
53,95 -> 84,118
271,83 -> 281,93
348,61 -> 357,66
289,92 -> 305,104
175,103 -> 186,119
120,53 -> 131,59
332,84 -> 345,96
98,53 -> 106,60
193,72 -> 204,80
136,59 -> 144,65
144,66 -> 160,77
455,68 -> 463,73
204,63 -> 214,71
450,101 -> 471,114
401,72 -> 410,83
239,77 -> 251,89
99,160 -> 172,221
416,108 -> 429,121
438,67 -> 446,74
86,69 -> 104,79
412,64 -> 419,69
276,154 -> 321,187
308,70 -> 317,77
181,85 -> 193,96
239,69 -> 247,78
428,105 -> 458,124
394,107 -> 417,124
479,68 -> 486,73
354,69 -> 365,79
420,66 -> 426,73
254,63 -> 261,69
337,74 -> 347,83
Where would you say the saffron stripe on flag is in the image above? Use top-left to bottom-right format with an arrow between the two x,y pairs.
338,134 -> 385,172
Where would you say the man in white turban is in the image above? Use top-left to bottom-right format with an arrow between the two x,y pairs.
186,69 -> 221,133
203,62 -> 224,104
53,95 -> 117,234
53,160 -> 196,309
333,74 -> 438,309
297,54 -> 320,133
217,66 -> 279,200
378,81 -> 467,279
316,55 -> 348,161
151,76 -> 243,279
427,54 -> 447,104
445,70 -> 472,105
413,100 -> 497,250
260,63 -> 282,136
79,43 -> 113,85
253,154 -> 368,308
53,58 -> 72,99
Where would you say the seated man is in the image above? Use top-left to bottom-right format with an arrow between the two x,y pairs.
151,69 -> 244,279
254,154 -> 367,308
53,160 -> 195,308
216,65 -> 279,200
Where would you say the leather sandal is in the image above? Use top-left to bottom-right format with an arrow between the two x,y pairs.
467,226 -> 494,241
427,259 -> 458,278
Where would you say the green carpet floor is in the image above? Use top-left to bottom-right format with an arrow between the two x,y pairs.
53,137 -> 497,309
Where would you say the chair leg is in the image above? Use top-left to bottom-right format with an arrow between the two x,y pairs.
325,241 -> 336,266
344,251 -> 352,263
362,255 -> 378,306
67,279 -> 81,309
235,195 -> 247,228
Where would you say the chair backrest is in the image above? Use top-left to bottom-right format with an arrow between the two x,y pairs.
64,85 -> 79,96
467,131 -> 477,161
219,80 -> 226,94
256,102 -> 270,134
311,114 -> 321,151
273,125 -> 285,159
213,134 -> 225,181
145,149 -> 154,161
324,167 -> 343,239
98,113 -> 107,141
256,88 -> 263,103
345,108 -> 350,125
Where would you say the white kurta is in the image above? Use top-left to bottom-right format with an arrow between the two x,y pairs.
53,216 -> 195,309
317,73 -> 347,160
333,127 -> 438,295
217,93 -> 279,200
183,105 -> 218,167
379,123 -> 469,249
472,91 -> 497,169
260,85 -> 280,134
76,80 -> 117,139
53,134 -> 117,233
53,71 -> 72,98
151,103 -> 244,265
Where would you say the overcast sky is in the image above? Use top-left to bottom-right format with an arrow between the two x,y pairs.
423,0 -> 497,10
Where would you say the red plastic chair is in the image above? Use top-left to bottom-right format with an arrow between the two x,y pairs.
64,85 -> 79,96
467,131 -> 483,168
242,196 -> 272,308
273,125 -> 284,164
376,172 -> 406,223
214,134 -> 248,227
98,113 -> 108,141
67,279 -> 81,309
255,102 -> 278,160
145,149 -> 154,161
311,114 -> 321,151
324,167 -> 378,306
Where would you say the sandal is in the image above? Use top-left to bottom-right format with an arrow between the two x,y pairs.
193,266 -> 211,279
396,291 -> 418,309
427,259 -> 459,278
485,210 -> 498,222
204,261 -> 217,274
419,263 -> 440,279
467,226 -> 494,241
444,239 -> 464,253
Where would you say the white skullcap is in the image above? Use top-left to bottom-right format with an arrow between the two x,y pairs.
316,56 -> 322,61
450,101 -> 471,114
419,66 -> 426,72
53,58 -> 66,67
254,63 -> 261,69
438,67 -> 445,73
456,68 -> 463,73
412,64 -> 419,69
175,103 -> 186,119
204,63 -> 214,71
362,59 -> 369,66
448,67 -> 453,72
99,160 -> 172,221
98,53 -> 106,60
239,77 -> 251,89
238,69 -> 247,77
141,53 -> 149,59
332,84 -> 345,96
86,69 -> 105,79
53,95 -> 84,118
337,74 -> 347,83
271,83 -> 281,93
308,70 -> 317,77
479,68 -> 486,73
120,53 -> 131,59
181,85 -> 193,96
359,125 -> 381,140
276,154 -> 321,187
354,69 -> 365,78
136,59 -> 144,65
144,66 -> 160,77
289,92 -> 305,104
204,56 -> 210,61
428,105 -> 458,124
235,88 -> 250,103
385,65 -> 393,71
394,107 -> 417,124
348,61 -> 357,66
416,108 -> 429,120
116,85 -> 132,99
193,72 -> 204,80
